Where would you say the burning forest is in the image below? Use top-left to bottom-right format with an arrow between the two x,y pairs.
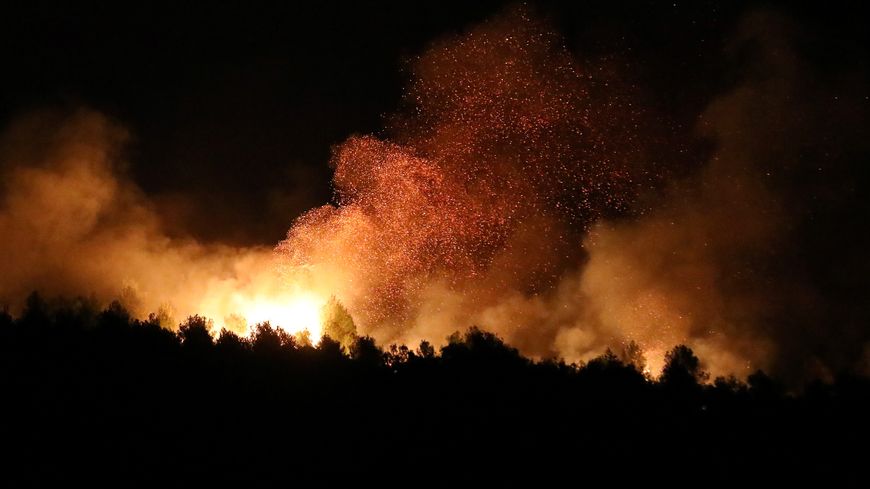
0,2 -> 868,486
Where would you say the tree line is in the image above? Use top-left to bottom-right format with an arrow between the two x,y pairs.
0,293 -> 867,486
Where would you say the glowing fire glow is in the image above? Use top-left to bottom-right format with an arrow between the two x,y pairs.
0,7 -> 823,379
192,270 -> 330,342
236,292 -> 326,340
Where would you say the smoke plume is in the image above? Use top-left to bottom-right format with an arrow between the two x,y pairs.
0,108 -> 294,334
277,8 -> 646,351
278,8 -> 870,380
1,8 -> 867,381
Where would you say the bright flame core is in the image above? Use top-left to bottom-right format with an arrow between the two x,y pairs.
195,278 -> 329,342
237,292 -> 326,341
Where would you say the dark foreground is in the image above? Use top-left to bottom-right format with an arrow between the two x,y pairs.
1,298 -> 867,487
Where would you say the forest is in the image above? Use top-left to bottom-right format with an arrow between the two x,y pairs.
1,293 -> 866,486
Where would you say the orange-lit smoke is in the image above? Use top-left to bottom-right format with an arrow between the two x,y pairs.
277,8 -> 651,363
277,8 -> 870,380
2,8 -> 866,381
0,109 -> 325,339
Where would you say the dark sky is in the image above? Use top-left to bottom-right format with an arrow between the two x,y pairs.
1,1 -> 866,245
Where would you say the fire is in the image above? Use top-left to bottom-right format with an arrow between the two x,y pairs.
193,269 -> 330,342
235,292 -> 327,341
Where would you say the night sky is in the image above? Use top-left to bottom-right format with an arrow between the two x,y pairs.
3,1 -> 864,245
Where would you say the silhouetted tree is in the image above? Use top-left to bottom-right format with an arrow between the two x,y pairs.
713,375 -> 746,394
586,348 -> 620,368
317,334 -> 344,363
0,307 -> 12,349
251,322 -> 285,356
20,291 -> 50,327
216,328 -> 248,355
747,369 -> 784,400
417,340 -> 436,359
350,335 -> 383,367
95,300 -> 134,344
178,315 -> 214,350
385,344 -> 412,366
660,345 -> 709,387
441,327 -> 527,370
619,340 -> 647,374
580,348 -> 647,388
0,307 -> 11,329
134,311 -> 180,353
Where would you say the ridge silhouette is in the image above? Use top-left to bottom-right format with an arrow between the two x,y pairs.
0,293 -> 866,486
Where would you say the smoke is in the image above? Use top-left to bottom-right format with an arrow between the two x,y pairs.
1,8 -> 866,381
277,7 -> 648,351
577,11 -> 870,380
0,108 -> 298,334
278,8 -> 870,380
